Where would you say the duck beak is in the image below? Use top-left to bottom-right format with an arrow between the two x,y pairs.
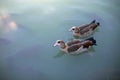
69,28 -> 72,32
54,43 -> 59,47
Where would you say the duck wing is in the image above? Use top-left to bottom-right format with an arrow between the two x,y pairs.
80,26 -> 91,34
79,20 -> 96,31
79,24 -> 89,31
67,40 -> 81,46
88,23 -> 99,30
82,41 -> 93,48
84,37 -> 97,45
67,43 -> 82,53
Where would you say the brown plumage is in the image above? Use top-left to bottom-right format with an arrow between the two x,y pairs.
67,43 -> 82,53
54,37 -> 96,54
67,39 -> 81,46
69,20 -> 100,37
82,41 -> 93,48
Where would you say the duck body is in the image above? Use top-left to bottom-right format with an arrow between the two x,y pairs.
54,37 -> 96,54
69,20 -> 100,37
54,39 -> 81,53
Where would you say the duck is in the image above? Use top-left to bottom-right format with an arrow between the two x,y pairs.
69,20 -> 100,37
54,37 -> 96,54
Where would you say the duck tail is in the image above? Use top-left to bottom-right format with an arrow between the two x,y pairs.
96,22 -> 100,26
86,37 -> 97,46
89,20 -> 96,25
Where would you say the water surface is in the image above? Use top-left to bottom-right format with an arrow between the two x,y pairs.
0,0 -> 120,80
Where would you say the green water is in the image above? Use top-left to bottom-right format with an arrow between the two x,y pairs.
0,0 -> 120,80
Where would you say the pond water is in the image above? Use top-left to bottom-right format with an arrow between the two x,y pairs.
0,0 -> 120,80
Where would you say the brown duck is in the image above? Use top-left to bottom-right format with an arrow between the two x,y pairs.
69,20 -> 100,37
54,37 -> 96,54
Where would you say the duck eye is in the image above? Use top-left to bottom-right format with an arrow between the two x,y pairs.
72,28 -> 75,30
58,41 -> 60,43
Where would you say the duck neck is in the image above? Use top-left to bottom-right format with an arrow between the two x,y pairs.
75,28 -> 80,33
60,43 -> 66,49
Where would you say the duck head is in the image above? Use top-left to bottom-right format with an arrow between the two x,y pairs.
54,40 -> 66,49
69,26 -> 80,33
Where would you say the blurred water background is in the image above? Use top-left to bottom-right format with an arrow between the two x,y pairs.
0,0 -> 120,80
